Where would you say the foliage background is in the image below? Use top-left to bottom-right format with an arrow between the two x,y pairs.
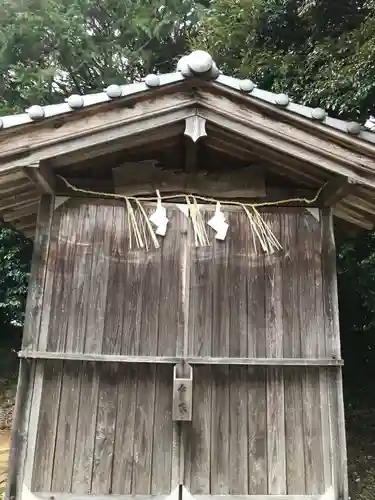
1,0 -> 375,498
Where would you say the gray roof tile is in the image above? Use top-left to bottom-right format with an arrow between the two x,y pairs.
0,50 -> 374,144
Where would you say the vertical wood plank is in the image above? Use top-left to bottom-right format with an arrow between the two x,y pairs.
84,205 -> 113,354
38,205 -> 63,351
51,361 -> 81,491
112,364 -> 137,494
247,367 -> 267,495
282,211 -> 305,495
158,207 -> 185,357
47,203 -> 80,352
111,208 -> 136,495
210,366 -> 229,494
7,196 -> 52,500
188,208 -> 213,357
228,211 -> 248,358
22,195 -> 52,350
132,365 -> 157,494
91,206 -> 120,494
151,365 -> 174,494
229,366 -> 248,494
247,232 -> 266,359
321,209 -> 348,500
120,218 -> 144,356
187,365 -> 211,494
71,362 -> 99,494
91,364 -> 118,494
65,203 -> 97,353
298,211 -> 324,495
31,360 -> 63,491
247,215 -> 267,495
212,214 -> 229,358
265,212 -> 286,495
102,206 -> 127,356
315,210 -> 333,493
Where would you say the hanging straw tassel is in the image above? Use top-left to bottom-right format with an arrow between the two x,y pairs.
125,197 -> 144,249
242,205 -> 282,254
135,198 -> 160,249
186,196 -> 209,247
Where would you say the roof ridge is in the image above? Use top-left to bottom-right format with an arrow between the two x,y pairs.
0,49 -> 374,144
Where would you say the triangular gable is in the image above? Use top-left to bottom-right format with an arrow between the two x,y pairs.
0,50 -> 375,236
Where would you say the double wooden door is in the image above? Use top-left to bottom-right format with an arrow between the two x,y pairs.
21,199 -> 345,500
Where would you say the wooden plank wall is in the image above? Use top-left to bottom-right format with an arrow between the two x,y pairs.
27,200 -> 344,498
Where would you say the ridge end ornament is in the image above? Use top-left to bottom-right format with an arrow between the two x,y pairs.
184,115 -> 207,143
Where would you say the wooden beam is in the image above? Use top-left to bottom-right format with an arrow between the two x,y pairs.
18,351 -> 344,366
3,202 -> 39,223
31,494 -> 171,500
318,177 -> 357,207
184,137 -> 198,173
23,161 -> 56,194
112,160 -> 266,198
0,191 -> 40,212
30,493 -> 322,500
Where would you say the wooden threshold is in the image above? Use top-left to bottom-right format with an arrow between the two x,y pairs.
18,351 -> 343,366
32,493 -> 322,500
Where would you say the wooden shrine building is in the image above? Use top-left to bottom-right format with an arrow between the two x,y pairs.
3,50 -> 375,500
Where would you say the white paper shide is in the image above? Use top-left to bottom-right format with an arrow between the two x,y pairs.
207,202 -> 229,240
149,193 -> 169,236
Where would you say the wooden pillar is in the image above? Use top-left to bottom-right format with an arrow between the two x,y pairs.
321,208 -> 348,500
5,195 -> 54,500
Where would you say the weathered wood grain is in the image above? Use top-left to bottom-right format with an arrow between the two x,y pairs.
264,213 -> 283,359
210,366 -> 230,494
84,205 -> 113,354
298,212 -> 324,494
92,209 -> 124,493
321,209 -> 348,500
314,209 -> 333,492
91,364 -> 118,494
211,222 -> 229,358
264,213 -> 286,495
132,365 -> 157,494
113,161 -> 265,198
121,210 -> 144,356
187,365 -> 211,494
19,351 -> 343,365
51,361 -> 81,491
228,211 -> 248,358
38,203 -> 62,351
31,493 -> 322,500
247,367 -> 267,495
47,203 -> 80,352
65,203 -> 97,353
157,207 -> 185,356
151,365 -> 174,493
281,211 -> 305,495
247,237 -> 266,359
112,364 -> 137,494
138,208 -> 162,357
71,362 -> 100,494
229,366 -> 248,494
32,360 -> 63,491
22,195 -> 52,350
6,196 -> 53,500
188,209 -> 213,357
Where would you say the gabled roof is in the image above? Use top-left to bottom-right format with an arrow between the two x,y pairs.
0,50 -> 375,238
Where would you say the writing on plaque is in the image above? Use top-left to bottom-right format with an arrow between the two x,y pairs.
173,365 -> 193,421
